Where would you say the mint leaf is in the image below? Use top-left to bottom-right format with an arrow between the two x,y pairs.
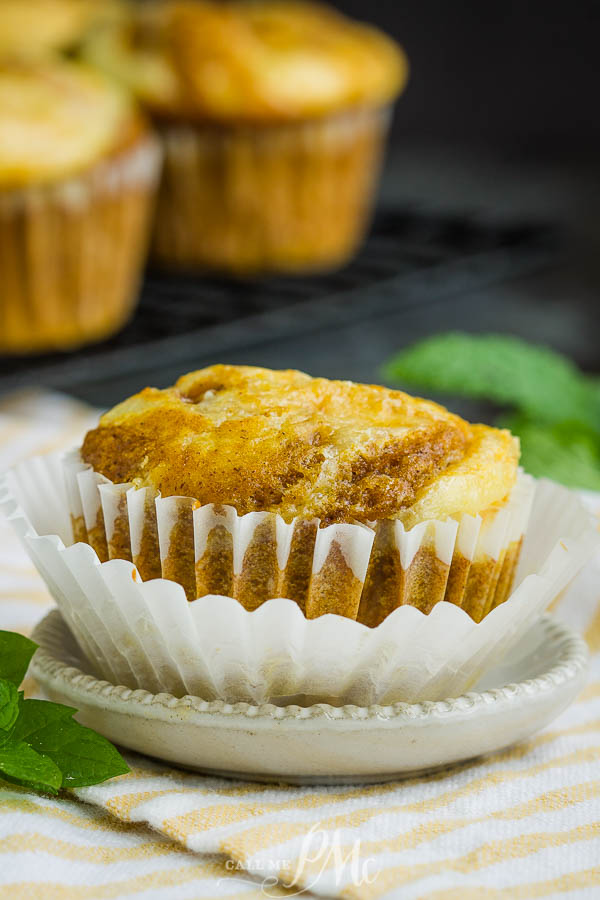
0,631 -> 37,686
0,629 -> 129,795
0,680 -> 19,733
19,711 -> 129,788
10,698 -> 75,743
0,741 -> 63,794
502,415 -> 600,490
384,333 -> 600,431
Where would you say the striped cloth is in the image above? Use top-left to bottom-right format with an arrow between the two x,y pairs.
1,392 -> 599,900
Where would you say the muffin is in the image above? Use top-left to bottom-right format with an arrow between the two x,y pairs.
73,365 -> 528,625
0,0 -> 122,61
83,1 -> 408,273
0,59 -> 161,353
5,365 -> 596,704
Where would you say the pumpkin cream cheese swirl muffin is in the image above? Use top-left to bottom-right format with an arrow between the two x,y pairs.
75,365 -> 530,626
0,59 -> 161,352
83,0 -> 408,273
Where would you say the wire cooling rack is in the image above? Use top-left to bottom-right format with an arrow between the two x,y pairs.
0,209 -> 559,402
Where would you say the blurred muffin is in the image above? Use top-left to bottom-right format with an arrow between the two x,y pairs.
75,365 -> 530,626
0,60 -> 161,353
83,0 -> 408,274
0,0 -> 122,61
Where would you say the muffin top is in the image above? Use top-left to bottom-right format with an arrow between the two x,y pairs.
0,0 -> 120,61
82,0 -> 408,122
81,365 -> 519,527
0,60 -> 136,188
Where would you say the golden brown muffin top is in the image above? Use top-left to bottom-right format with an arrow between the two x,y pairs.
0,59 -> 136,188
81,365 -> 519,527
82,0 -> 408,122
0,0 -> 121,61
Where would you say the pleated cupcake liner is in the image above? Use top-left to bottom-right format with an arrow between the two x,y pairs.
0,128 -> 161,353
150,105 -> 390,273
2,452 -> 596,704
60,451 -> 534,625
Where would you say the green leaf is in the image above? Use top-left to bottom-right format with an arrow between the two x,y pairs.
0,632 -> 129,794
20,713 -> 129,788
0,680 -> 19,733
384,333 -> 600,431
0,631 -> 37,687
502,415 -> 600,490
0,741 -> 63,794
10,698 -> 76,744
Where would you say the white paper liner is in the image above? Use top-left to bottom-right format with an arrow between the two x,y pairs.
62,453 -> 536,621
1,454 -> 597,705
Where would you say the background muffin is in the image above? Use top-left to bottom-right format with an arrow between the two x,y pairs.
0,0 -> 121,61
74,365 -> 528,625
83,0 -> 408,274
0,59 -> 161,353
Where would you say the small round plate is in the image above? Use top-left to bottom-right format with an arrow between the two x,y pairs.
31,610 -> 588,785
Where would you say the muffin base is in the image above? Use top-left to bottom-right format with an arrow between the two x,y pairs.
0,128 -> 161,354
62,452 -> 534,627
151,106 -> 389,274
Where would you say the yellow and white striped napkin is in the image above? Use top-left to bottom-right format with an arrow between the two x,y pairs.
1,391 -> 599,900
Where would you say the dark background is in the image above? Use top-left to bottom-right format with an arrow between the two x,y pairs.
336,0 -> 600,156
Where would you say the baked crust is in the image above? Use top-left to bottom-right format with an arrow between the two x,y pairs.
82,0 -> 408,122
81,365 -> 519,526
0,60 -> 136,188
0,0 -> 119,60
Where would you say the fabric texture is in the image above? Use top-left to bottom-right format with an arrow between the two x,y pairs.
0,391 -> 599,900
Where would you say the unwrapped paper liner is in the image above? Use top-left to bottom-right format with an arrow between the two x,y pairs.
1,453 -> 597,705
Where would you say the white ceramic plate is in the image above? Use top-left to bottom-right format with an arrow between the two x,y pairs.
31,610 -> 588,784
